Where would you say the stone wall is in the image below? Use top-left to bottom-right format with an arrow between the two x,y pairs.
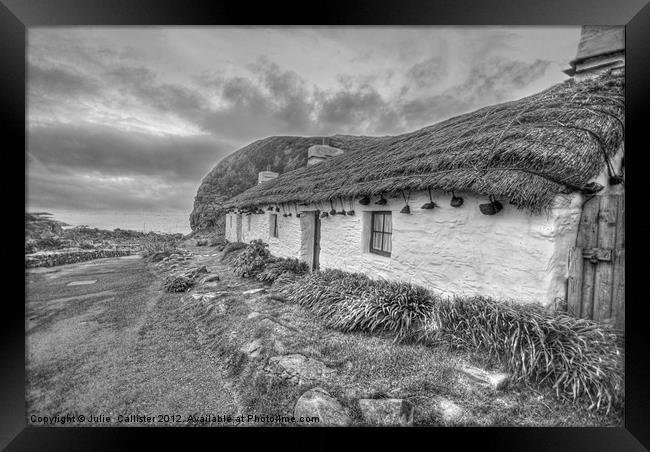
25,249 -> 134,268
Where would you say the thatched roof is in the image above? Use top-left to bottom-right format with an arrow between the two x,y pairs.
225,71 -> 624,213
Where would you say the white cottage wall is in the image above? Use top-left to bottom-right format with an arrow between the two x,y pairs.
309,190 -> 581,306
225,184 -> 590,307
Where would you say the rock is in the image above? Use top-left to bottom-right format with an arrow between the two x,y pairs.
243,288 -> 266,295
240,339 -> 263,358
67,280 -> 97,286
273,339 -> 287,354
267,354 -> 336,383
294,387 -> 352,426
202,274 -> 220,284
247,311 -> 261,320
461,364 -> 510,391
434,397 -> 465,423
358,399 -> 414,426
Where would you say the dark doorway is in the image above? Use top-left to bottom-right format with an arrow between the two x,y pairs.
312,210 -> 321,271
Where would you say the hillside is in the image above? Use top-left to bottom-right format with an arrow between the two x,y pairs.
189,135 -> 385,232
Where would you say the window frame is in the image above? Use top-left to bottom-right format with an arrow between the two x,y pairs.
369,211 -> 392,257
270,213 -> 278,238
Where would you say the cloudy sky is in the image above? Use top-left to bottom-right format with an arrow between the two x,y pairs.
27,26 -> 581,217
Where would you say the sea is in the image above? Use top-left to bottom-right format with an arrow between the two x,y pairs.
40,210 -> 193,235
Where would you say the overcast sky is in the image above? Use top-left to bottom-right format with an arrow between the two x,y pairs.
27,26 -> 581,215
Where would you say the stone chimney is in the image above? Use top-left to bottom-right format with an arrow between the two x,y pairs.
564,26 -> 624,81
307,138 -> 344,166
258,170 -> 279,184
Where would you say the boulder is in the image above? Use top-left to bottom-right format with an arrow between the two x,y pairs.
358,398 -> 414,427
434,397 -> 465,424
294,387 -> 352,426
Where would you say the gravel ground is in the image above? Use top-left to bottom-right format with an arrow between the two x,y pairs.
26,254 -> 238,426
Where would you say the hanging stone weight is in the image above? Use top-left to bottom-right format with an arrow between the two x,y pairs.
400,205 -> 411,214
450,194 -> 464,208
479,199 -> 503,215
358,196 -> 370,205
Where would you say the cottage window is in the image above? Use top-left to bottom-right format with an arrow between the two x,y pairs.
270,214 -> 278,238
370,211 -> 392,257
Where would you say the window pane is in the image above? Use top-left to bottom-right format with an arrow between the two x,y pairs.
372,232 -> 382,250
382,233 -> 392,253
383,214 -> 392,234
373,213 -> 383,232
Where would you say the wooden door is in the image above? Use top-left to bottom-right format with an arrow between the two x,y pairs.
567,193 -> 625,331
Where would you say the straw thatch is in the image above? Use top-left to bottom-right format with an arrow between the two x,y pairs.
225,70 -> 624,213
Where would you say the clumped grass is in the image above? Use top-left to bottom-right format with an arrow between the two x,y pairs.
232,240 -> 271,277
220,242 -> 247,262
256,257 -> 309,283
276,270 -> 623,412
423,296 -> 624,412
163,275 -> 194,293
277,270 -> 434,342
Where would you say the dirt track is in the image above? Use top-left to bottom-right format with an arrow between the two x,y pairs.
25,254 -> 237,426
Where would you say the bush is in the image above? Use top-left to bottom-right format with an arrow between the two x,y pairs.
256,257 -> 309,283
220,242 -> 247,262
164,275 -> 194,293
232,240 -> 271,277
278,269 -> 624,412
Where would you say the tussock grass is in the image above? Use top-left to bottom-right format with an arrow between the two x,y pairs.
276,270 -> 623,412
219,242 -> 247,262
256,257 -> 309,283
232,240 -> 270,277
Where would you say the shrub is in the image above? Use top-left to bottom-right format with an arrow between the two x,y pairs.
220,242 -> 247,262
164,275 -> 194,293
232,240 -> 271,277
278,269 -> 624,412
256,257 -> 309,283
196,239 -> 208,246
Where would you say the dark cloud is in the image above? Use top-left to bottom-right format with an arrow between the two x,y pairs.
28,123 -> 234,182
29,64 -> 100,97
27,43 -> 559,214
454,58 -> 552,102
405,56 -> 447,90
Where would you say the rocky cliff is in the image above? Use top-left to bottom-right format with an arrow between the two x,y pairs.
189,135 -> 384,232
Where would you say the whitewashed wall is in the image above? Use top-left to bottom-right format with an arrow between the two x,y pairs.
312,191 -> 582,306
226,211 -> 302,260
226,189 -> 582,306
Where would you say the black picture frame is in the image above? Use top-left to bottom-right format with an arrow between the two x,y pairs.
4,0 -> 649,450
